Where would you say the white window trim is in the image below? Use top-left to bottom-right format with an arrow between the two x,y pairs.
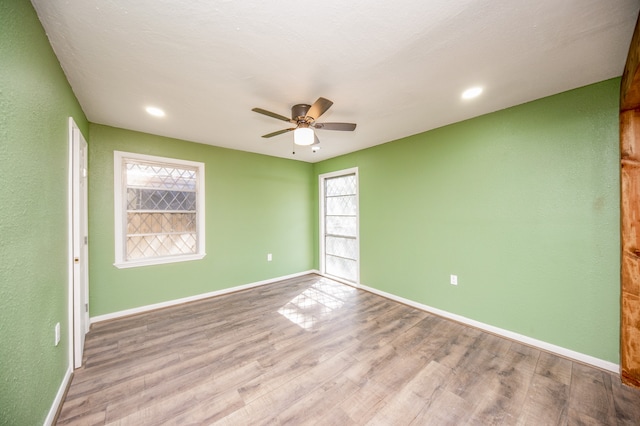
113,150 -> 206,269
319,167 -> 360,284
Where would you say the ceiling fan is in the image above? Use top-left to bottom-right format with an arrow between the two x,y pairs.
252,97 -> 356,150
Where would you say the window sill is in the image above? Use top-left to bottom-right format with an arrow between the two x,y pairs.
114,253 -> 206,269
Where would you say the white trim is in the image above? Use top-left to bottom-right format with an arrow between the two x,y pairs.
44,366 -> 72,426
319,273 -> 360,289
114,253 -> 206,269
318,167 -> 360,284
70,120 -> 90,369
89,267 -> 620,373
66,118 -> 75,370
318,167 -> 359,180
90,270 -> 319,324
350,279 -> 619,374
113,150 -> 206,269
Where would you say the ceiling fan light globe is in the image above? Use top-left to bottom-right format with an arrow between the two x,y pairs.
294,127 -> 314,146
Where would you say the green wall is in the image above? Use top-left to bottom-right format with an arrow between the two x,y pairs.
88,124 -> 315,316
314,78 -> 621,363
0,2 -> 624,422
0,0 -> 89,424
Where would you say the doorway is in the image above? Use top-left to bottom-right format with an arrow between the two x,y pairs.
620,12 -> 640,388
68,117 -> 89,369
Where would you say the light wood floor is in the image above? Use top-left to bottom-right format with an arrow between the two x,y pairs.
57,274 -> 640,425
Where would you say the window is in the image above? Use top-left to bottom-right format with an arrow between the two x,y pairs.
320,168 -> 359,283
114,151 -> 205,268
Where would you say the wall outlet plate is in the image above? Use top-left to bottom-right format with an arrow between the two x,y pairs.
54,323 -> 61,346
267,253 -> 272,262
450,275 -> 458,286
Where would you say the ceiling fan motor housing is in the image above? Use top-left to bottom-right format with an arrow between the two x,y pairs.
292,104 -> 311,122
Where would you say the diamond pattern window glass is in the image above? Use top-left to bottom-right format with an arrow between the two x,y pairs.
322,171 -> 358,283
114,151 -> 205,268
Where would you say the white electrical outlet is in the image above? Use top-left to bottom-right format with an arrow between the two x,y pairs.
54,323 -> 61,346
450,275 -> 458,286
267,253 -> 272,262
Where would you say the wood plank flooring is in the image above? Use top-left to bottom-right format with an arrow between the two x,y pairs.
56,274 -> 640,425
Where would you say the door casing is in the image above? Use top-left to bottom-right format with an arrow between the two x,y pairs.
68,117 -> 89,369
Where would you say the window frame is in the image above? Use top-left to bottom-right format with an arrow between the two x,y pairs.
319,167 -> 360,284
113,150 -> 206,269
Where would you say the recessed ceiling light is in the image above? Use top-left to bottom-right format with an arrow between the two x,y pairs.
145,106 -> 165,117
462,87 -> 483,100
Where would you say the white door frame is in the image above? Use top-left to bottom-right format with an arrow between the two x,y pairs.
68,117 -> 89,369
319,167 -> 360,285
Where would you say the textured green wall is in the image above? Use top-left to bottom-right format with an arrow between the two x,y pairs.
314,79 -> 621,363
0,5 -> 623,425
0,0 -> 89,424
89,124 -> 314,316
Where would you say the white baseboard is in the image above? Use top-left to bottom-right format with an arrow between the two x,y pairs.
44,366 -> 72,426
351,280 -> 620,374
91,270 -> 619,374
90,270 -> 318,324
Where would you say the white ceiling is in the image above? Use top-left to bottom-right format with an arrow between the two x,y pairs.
31,0 -> 639,163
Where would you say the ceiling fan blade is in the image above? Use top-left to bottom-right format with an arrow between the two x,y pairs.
305,97 -> 333,121
312,122 -> 357,131
252,108 -> 292,122
262,128 -> 295,138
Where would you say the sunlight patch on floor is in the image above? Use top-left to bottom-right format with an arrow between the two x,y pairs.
278,279 -> 356,330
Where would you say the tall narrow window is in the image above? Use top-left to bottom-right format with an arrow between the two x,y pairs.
114,151 -> 205,268
320,168 -> 359,283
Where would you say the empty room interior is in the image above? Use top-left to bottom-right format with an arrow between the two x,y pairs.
4,0 -> 640,424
